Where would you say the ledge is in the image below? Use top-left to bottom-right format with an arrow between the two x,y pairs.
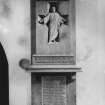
19,59 -> 81,73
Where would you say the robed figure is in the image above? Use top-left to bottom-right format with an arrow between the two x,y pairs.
0,42 -> 9,105
38,6 -> 65,44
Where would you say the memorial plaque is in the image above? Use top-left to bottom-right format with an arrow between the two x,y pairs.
31,73 -> 76,105
42,76 -> 66,105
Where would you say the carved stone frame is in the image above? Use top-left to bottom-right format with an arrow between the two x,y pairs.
30,0 -> 76,65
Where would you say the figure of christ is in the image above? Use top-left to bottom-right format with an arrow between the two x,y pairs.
38,6 -> 65,44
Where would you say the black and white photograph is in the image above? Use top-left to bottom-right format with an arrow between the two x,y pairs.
0,0 -> 105,105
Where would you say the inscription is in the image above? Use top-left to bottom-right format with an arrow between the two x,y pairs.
42,76 -> 66,105
32,56 -> 75,65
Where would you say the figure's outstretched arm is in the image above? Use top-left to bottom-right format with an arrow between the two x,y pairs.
62,16 -> 66,23
59,14 -> 68,25
37,14 -> 49,24
58,15 -> 66,26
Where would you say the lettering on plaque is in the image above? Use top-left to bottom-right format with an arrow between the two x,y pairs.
42,76 -> 66,105
32,56 -> 75,65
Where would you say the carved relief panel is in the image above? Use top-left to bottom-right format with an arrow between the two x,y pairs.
31,0 -> 76,65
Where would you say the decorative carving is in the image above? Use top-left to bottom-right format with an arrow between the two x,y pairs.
19,59 -> 30,69
31,0 -> 76,57
38,2 -> 67,44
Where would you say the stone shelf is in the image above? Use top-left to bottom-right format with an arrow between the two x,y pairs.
19,59 -> 81,73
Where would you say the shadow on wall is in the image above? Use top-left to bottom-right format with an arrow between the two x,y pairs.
0,0 -> 11,19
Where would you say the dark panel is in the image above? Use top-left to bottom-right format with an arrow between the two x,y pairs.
31,73 -> 76,105
31,73 -> 42,105
31,0 -> 36,58
66,73 -> 76,105
0,42 -> 9,105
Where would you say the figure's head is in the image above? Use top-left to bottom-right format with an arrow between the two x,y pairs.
52,6 -> 56,12
49,3 -> 57,13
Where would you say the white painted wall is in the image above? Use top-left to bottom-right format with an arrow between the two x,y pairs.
76,0 -> 105,105
0,0 -> 105,105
